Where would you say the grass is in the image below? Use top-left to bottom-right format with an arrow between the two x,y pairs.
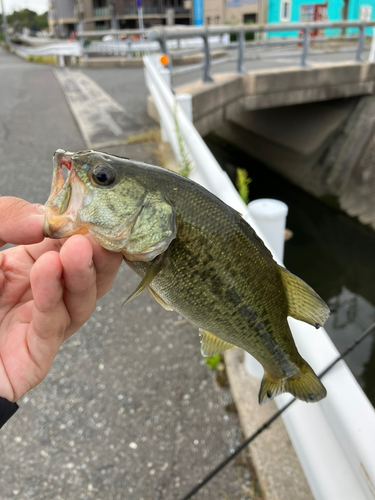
26,54 -> 57,65
236,168 -> 252,205
126,127 -> 161,145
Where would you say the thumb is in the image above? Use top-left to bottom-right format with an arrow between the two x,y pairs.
0,197 -> 45,248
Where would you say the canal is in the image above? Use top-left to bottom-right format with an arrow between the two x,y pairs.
206,133 -> 375,407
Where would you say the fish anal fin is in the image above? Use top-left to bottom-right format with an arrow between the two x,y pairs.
148,287 -> 173,311
278,265 -> 330,328
123,253 -> 166,306
259,362 -> 327,405
199,329 -> 237,357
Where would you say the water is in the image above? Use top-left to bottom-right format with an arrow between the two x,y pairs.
206,134 -> 375,407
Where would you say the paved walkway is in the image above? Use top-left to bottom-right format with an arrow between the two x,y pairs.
0,48 -> 256,500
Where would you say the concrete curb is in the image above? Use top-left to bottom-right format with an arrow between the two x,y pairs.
224,349 -> 314,500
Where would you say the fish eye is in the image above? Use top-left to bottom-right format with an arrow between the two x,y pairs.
91,165 -> 116,186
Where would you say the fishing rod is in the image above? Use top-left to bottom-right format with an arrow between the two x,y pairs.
179,320 -> 375,500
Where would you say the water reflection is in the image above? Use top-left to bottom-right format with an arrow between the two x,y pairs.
326,287 -> 375,402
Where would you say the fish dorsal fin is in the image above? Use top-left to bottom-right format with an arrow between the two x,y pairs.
278,265 -> 330,329
148,287 -> 173,311
199,329 -> 236,357
124,191 -> 176,262
123,254 -> 166,306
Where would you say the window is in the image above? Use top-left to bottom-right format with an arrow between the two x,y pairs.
280,0 -> 291,21
360,5 -> 372,21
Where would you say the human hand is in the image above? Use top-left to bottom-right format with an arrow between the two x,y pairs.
0,197 -> 123,402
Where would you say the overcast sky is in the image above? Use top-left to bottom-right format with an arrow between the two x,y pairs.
1,0 -> 48,15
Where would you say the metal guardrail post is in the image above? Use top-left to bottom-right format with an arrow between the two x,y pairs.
356,25 -> 365,61
158,34 -> 171,68
369,27 -> 375,62
237,30 -> 245,74
300,27 -> 310,67
202,33 -> 214,83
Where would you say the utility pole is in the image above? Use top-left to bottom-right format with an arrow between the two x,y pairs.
108,0 -> 118,30
0,0 -> 10,45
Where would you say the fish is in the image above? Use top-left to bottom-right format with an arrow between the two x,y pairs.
44,149 -> 330,405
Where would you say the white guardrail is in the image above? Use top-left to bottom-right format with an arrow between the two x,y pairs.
9,41 -> 82,65
143,54 -> 375,500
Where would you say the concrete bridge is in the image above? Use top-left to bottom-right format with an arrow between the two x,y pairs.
149,59 -> 375,230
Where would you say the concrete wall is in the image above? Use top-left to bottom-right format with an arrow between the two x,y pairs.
172,62 -> 375,136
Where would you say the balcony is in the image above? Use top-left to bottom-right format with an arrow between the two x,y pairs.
93,7 -> 109,17
124,6 -> 160,14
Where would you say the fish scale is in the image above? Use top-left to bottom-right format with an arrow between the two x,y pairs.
44,150 -> 330,404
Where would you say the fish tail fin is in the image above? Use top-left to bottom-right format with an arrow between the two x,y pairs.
258,362 -> 327,405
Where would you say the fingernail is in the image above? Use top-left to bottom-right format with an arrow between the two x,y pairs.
35,204 -> 46,215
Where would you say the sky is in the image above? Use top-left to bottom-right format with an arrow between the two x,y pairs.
1,0 -> 48,15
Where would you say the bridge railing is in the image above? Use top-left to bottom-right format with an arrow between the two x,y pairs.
149,21 -> 375,81
143,53 -> 375,500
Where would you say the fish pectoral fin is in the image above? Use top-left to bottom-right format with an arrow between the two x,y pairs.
199,329 -> 237,357
278,265 -> 330,329
148,287 -> 173,311
123,254 -> 166,306
123,192 -> 176,262
258,362 -> 327,405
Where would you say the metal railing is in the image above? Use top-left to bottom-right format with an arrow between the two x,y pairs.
143,53 -> 375,500
149,21 -> 375,82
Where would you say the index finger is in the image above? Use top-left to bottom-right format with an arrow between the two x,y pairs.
0,197 -> 45,248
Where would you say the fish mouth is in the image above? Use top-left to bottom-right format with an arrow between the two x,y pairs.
44,150 -> 89,238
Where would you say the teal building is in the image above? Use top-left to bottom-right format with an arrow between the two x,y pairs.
267,0 -> 375,37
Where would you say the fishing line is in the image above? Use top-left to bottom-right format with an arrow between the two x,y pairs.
179,320 -> 375,500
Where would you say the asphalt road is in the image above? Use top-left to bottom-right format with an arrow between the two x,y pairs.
0,48 -> 255,500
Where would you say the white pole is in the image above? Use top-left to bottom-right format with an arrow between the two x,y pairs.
159,67 -> 171,142
138,7 -> 144,32
247,199 -> 288,262
176,93 -> 192,122
244,198 -> 288,379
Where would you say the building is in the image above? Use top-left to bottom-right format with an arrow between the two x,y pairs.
48,0 -> 77,38
82,0 -> 192,31
267,0 -> 375,37
205,0 -> 261,25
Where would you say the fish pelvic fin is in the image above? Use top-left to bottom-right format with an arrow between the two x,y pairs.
258,362 -> 327,405
278,265 -> 330,329
199,329 -> 237,357
122,253 -> 166,306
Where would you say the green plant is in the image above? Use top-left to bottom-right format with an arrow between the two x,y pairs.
236,168 -> 251,205
26,54 -> 57,65
203,354 -> 222,370
174,102 -> 192,178
126,127 -> 161,144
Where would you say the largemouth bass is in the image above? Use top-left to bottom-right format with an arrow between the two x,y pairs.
44,149 -> 330,404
